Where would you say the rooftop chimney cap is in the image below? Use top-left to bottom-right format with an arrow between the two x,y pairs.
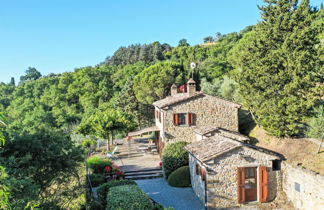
187,78 -> 196,84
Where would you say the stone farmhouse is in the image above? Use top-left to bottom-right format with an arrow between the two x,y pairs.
128,78 -> 284,209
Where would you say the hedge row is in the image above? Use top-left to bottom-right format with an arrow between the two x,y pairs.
106,184 -> 154,210
97,180 -> 137,207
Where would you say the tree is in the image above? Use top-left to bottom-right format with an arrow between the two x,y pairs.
203,36 -> 214,43
178,39 -> 190,47
77,110 -> 136,150
20,67 -> 42,82
307,105 -> 324,153
134,61 -> 184,104
9,77 -> 15,86
229,0 -> 322,137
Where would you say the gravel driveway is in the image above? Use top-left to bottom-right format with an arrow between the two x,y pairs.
136,178 -> 205,210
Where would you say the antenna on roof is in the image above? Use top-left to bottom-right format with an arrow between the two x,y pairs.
190,62 -> 196,78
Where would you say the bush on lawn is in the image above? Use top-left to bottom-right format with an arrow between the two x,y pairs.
162,141 -> 189,178
107,184 -> 154,210
167,166 -> 191,187
87,156 -> 112,173
88,173 -> 105,187
97,180 -> 137,208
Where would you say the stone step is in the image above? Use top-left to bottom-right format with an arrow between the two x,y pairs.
124,168 -> 163,180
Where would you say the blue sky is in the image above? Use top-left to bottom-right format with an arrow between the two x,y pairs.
0,0 -> 322,83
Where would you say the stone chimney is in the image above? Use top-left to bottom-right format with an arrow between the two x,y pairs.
171,84 -> 178,96
187,78 -> 196,96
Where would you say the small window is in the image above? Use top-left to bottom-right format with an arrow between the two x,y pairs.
295,182 -> 300,192
178,113 -> 187,125
245,167 -> 255,179
272,160 -> 281,171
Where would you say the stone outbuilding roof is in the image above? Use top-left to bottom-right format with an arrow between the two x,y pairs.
185,135 -> 242,162
194,126 -> 250,142
153,92 -> 241,109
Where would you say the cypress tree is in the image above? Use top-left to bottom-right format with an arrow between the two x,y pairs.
232,0 -> 322,137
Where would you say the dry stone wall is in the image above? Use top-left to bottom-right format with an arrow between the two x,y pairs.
282,162 -> 324,210
189,155 -> 206,205
164,95 -> 239,143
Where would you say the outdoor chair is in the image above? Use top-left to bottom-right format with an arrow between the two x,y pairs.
107,146 -> 118,158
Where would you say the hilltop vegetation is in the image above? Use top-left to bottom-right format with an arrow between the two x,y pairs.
0,0 -> 323,209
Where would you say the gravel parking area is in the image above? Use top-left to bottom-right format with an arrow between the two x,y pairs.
136,178 -> 205,210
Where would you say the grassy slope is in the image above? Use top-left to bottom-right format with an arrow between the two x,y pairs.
249,126 -> 324,175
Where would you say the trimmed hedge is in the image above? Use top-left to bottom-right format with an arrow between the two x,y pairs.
162,141 -> 189,178
107,185 -> 154,210
167,166 -> 191,187
89,173 -> 105,187
97,180 -> 137,208
86,156 -> 112,173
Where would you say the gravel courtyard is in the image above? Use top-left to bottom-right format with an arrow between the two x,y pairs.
136,178 -> 205,210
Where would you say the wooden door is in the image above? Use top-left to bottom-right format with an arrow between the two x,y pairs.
259,166 -> 268,202
244,167 -> 257,202
237,167 -> 257,203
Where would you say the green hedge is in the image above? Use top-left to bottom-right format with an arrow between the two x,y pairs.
89,173 -> 105,187
106,185 -> 154,210
167,166 -> 191,187
97,180 -> 137,208
86,156 -> 112,173
162,141 -> 189,178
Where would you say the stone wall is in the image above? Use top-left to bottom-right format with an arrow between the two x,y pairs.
163,95 -> 239,143
189,155 -> 206,205
282,162 -> 324,210
204,147 -> 280,209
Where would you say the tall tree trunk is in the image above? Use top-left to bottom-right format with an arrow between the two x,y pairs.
106,133 -> 110,151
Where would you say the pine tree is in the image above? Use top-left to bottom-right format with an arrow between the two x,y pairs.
231,0 -> 322,137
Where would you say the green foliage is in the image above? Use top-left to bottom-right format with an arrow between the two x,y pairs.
106,185 -> 154,210
178,39 -> 190,47
229,0 -> 323,137
307,105 -> 324,139
86,156 -> 112,174
167,166 -> 191,187
97,180 -> 137,208
89,174 -> 105,187
82,138 -> 97,149
134,61 -> 184,104
20,67 -> 42,82
162,141 -> 189,178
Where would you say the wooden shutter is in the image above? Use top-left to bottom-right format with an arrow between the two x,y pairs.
173,113 -> 179,126
200,167 -> 206,181
259,166 -> 268,203
187,113 -> 192,125
155,110 -> 158,119
237,167 -> 245,204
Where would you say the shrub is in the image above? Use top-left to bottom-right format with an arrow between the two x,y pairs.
167,166 -> 191,187
88,174 -> 105,187
162,141 -> 189,178
86,156 -> 112,173
107,185 -> 154,210
97,180 -> 137,208
82,139 -> 97,149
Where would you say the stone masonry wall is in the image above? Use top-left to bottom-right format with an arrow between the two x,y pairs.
205,147 -> 279,209
282,162 -> 324,210
164,95 -> 239,143
189,155 -> 206,205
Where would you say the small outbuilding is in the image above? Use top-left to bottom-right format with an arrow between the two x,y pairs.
185,130 -> 283,209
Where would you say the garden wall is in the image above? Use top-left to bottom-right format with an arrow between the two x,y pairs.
282,162 -> 324,210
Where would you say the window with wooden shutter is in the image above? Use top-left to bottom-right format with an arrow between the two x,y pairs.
155,110 -> 158,119
259,166 -> 268,203
237,167 -> 245,204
